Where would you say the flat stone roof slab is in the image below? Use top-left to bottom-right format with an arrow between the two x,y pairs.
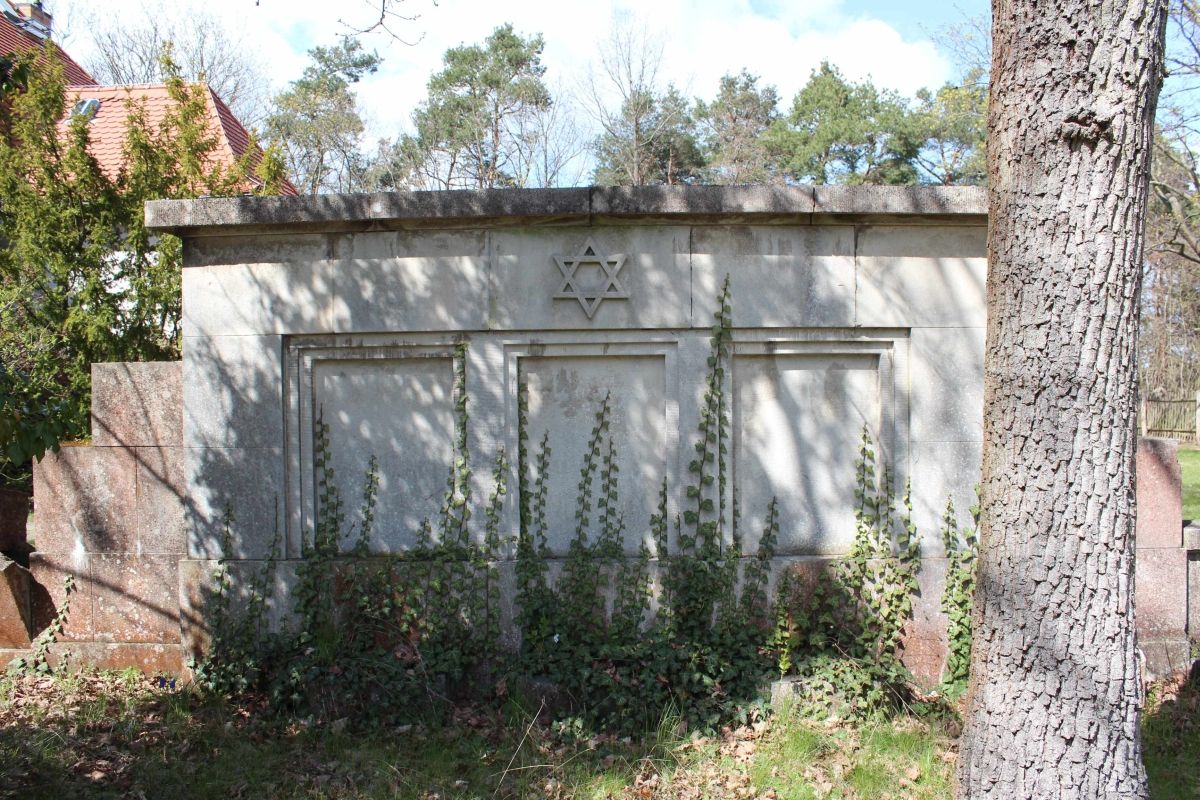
146,185 -> 987,236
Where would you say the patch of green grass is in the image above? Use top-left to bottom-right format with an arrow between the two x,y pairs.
0,671 -> 699,799
738,709 -> 958,800
3,669 -> 1196,799
1143,673 -> 1200,800
1179,445 -> 1200,521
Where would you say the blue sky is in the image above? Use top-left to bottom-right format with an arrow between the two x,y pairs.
843,0 -> 987,42
54,0 -> 991,141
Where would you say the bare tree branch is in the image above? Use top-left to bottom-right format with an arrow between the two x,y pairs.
336,0 -> 427,46
84,1 -> 272,127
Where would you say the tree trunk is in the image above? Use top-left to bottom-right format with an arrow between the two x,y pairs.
959,2 -> 1167,798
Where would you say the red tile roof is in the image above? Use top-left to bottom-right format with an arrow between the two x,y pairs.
63,83 -> 298,196
0,8 -> 95,85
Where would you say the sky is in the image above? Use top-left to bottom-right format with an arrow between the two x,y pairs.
46,0 -> 990,142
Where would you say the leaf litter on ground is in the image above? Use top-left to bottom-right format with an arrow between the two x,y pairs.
2,667 -> 1193,799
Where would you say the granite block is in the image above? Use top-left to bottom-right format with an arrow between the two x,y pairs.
48,642 -> 184,673
91,362 -> 182,447
0,557 -> 31,648
1135,547 -> 1188,637
1136,438 -> 1183,549
91,555 -> 180,644
28,552 -> 92,641
136,447 -> 187,554
31,446 -> 137,554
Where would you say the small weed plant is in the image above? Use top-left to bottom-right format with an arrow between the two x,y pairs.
8,574 -> 75,676
769,429 -> 922,719
939,490 -> 979,693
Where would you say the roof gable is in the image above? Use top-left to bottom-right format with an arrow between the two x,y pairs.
63,83 -> 297,196
0,10 -> 95,85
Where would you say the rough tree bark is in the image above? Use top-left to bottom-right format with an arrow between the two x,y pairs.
958,2 -> 1167,798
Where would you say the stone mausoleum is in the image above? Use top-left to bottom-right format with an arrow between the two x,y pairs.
2,186 -> 1194,683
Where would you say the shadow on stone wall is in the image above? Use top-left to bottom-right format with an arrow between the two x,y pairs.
14,188 -> 1192,689
2,362 -> 188,672
166,215 -> 991,685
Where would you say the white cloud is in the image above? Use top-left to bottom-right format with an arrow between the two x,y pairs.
50,0 -> 953,140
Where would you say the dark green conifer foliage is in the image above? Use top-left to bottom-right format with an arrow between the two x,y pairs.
0,47 -> 286,489
764,62 -> 922,185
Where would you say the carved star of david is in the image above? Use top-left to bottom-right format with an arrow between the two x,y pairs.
552,238 -> 629,319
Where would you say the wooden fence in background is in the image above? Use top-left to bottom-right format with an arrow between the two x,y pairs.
1141,394 -> 1199,443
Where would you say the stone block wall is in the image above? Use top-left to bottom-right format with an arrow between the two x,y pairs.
22,362 -> 186,671
12,367 -> 1181,683
130,185 -> 1196,686
1135,437 -> 1193,676
151,186 -> 987,686
4,186 -> 1191,687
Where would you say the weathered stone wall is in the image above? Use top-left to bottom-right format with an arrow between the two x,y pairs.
20,362 -> 186,671
148,186 -> 988,684
8,185 -> 1189,685
1135,438 -> 1193,675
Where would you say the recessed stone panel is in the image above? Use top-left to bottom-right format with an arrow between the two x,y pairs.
909,327 -> 985,442
521,355 -> 669,555
312,357 -> 457,551
733,352 -> 881,555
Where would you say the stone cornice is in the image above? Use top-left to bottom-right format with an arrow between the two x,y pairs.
146,185 -> 988,237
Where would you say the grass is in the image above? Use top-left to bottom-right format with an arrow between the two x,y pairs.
1143,666 -> 1200,800
1179,444 -> 1200,521
2,669 -> 1196,799
0,669 -> 956,800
